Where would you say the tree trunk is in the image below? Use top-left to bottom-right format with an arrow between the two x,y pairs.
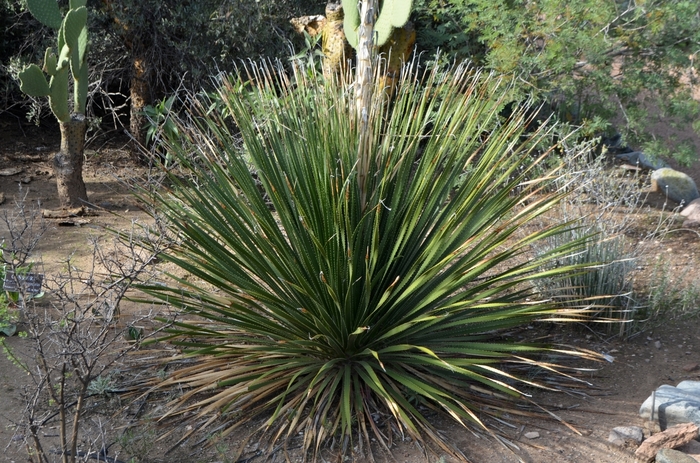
322,3 -> 353,80
56,116 -> 88,209
129,56 -> 149,150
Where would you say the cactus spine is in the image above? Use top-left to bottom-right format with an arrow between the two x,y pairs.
18,0 -> 89,208
341,0 -> 412,49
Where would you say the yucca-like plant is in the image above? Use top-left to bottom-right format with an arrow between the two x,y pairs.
138,61 -> 598,461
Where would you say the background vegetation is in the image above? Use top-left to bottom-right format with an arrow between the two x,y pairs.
2,0 -> 698,163
412,0 -> 700,163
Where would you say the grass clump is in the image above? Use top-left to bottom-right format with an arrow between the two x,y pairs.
532,147 -> 653,336
138,61 -> 599,461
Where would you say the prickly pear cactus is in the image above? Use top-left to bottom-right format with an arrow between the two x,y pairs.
18,0 -> 90,208
18,0 -> 89,123
342,0 -> 412,48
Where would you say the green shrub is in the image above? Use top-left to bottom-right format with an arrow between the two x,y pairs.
643,256 -> 700,323
139,61 -> 598,460
413,0 -> 700,164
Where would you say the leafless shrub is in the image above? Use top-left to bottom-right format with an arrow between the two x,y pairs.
1,192 -> 174,463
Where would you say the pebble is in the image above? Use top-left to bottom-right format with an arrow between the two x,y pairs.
655,341 -> 663,349
524,431 -> 540,439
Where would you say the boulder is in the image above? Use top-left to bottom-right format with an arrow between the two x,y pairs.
640,381 -> 700,430
635,423 -> 699,463
656,448 -> 700,463
615,151 -> 669,170
608,426 -> 644,447
651,168 -> 700,205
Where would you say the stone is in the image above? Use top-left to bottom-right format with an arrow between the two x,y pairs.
634,423 -> 700,463
615,151 -> 669,170
640,381 -> 700,429
678,440 -> 700,462
682,199 -> 700,228
651,168 -> 700,205
0,167 -> 23,176
681,199 -> 700,218
523,431 -> 540,439
656,341 -> 663,349
683,364 -> 700,372
656,448 -> 699,463
608,426 -> 644,447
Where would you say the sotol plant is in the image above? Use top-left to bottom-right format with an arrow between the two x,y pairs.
18,0 -> 89,208
137,60 -> 599,461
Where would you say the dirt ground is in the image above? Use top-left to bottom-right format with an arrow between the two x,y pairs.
1,119 -> 700,463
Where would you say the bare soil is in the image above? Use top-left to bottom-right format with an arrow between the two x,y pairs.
1,120 -> 700,463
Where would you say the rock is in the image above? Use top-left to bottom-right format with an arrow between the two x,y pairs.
640,381 -> 700,429
656,448 -> 699,463
635,423 -> 699,463
647,421 -> 664,435
681,199 -> 700,218
682,199 -> 700,228
523,431 -> 540,439
656,341 -> 663,349
615,151 -> 669,170
678,440 -> 700,462
608,426 -> 644,447
0,166 -> 23,176
651,168 -> 700,205
684,364 -> 700,373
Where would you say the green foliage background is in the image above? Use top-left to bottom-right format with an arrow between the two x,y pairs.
1,0 -> 325,123
1,0 -> 699,163
412,0 -> 700,163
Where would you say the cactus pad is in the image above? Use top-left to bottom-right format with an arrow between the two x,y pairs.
49,68 -> 70,122
26,0 -> 62,30
62,7 -> 87,51
341,0 -> 360,48
342,0 -> 413,49
374,0 -> 412,46
20,0 -> 91,121
43,48 -> 58,75
19,64 -> 51,97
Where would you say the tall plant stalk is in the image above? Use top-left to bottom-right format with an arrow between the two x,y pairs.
355,0 -> 377,210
